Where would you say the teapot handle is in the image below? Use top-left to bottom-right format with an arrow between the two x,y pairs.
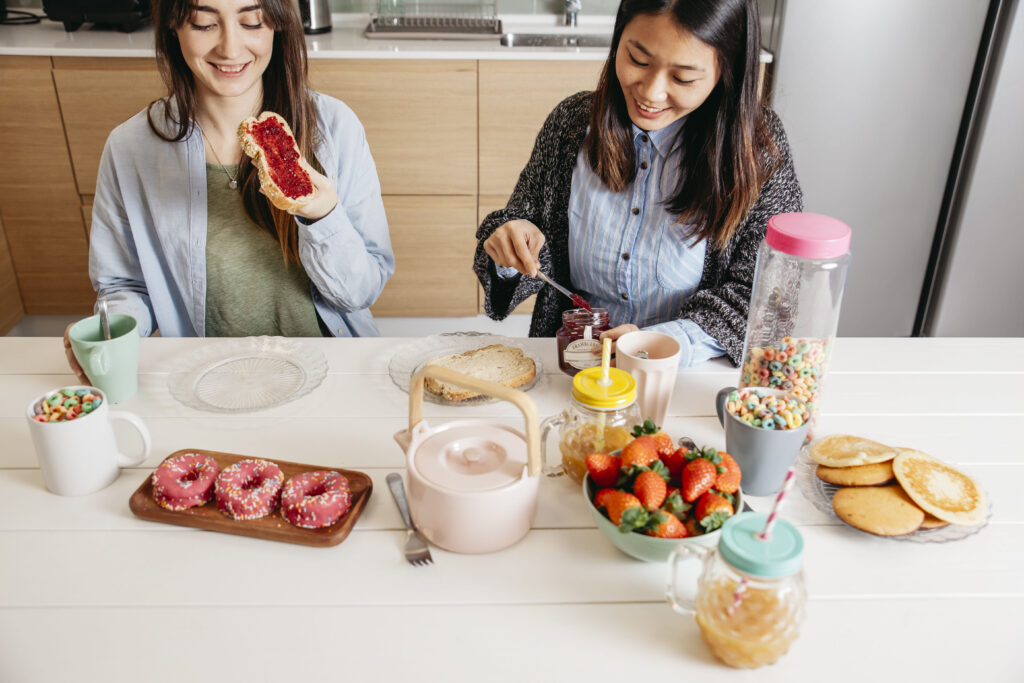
409,365 -> 543,477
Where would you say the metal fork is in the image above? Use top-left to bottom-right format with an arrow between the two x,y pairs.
386,473 -> 433,566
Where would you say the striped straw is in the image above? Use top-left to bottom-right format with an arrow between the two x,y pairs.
599,337 -> 612,386
729,466 -> 797,616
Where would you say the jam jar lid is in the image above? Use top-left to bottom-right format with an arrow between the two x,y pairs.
571,367 -> 636,409
718,512 -> 804,578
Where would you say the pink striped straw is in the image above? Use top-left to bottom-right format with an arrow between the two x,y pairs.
729,466 -> 797,616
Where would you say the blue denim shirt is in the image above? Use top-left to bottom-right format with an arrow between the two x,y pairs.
89,92 -> 394,337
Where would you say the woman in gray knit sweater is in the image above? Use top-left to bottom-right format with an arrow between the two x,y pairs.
474,0 -> 802,366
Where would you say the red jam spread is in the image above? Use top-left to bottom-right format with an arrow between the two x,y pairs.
556,308 -> 610,376
570,293 -> 593,311
250,117 -> 314,199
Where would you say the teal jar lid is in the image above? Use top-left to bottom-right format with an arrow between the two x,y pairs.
718,511 -> 804,579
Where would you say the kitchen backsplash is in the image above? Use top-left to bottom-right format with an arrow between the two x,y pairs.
9,0 -> 622,17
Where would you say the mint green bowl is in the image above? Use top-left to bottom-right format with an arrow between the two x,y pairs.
583,475 -> 741,562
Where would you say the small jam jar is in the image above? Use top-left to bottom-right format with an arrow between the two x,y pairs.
667,512 -> 807,669
540,366 -> 641,483
556,308 -> 611,377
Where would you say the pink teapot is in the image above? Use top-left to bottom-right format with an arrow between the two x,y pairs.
393,365 -> 543,554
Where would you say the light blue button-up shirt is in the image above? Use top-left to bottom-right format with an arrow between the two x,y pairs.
509,118 -> 726,366
89,92 -> 394,338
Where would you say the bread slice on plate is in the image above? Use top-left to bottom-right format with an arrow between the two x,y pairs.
892,450 -> 986,526
423,344 -> 537,402
809,434 -> 900,468
238,111 -> 318,212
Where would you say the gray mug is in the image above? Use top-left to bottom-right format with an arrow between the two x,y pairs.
715,386 -> 811,496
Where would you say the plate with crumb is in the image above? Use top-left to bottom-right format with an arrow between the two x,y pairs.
795,436 -> 991,543
388,332 -> 544,406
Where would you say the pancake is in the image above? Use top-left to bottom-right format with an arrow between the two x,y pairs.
832,485 -> 925,537
809,434 -> 899,468
892,450 -> 986,526
816,461 -> 895,487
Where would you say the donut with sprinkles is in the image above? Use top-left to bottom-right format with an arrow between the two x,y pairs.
214,459 -> 284,520
280,471 -> 351,529
151,452 -> 220,511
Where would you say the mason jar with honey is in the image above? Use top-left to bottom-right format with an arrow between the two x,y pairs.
667,512 -> 806,669
540,366 -> 640,483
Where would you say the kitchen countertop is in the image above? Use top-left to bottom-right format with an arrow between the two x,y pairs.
0,13 -> 771,62
0,335 -> 1021,680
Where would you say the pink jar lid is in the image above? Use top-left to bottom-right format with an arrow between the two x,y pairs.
766,212 -> 851,259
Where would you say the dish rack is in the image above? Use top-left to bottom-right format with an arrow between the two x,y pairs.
364,1 -> 502,40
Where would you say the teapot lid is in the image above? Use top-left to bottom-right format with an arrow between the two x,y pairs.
718,512 -> 804,578
413,423 -> 528,492
572,366 -> 636,409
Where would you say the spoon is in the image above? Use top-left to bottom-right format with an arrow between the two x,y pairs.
534,271 -> 592,311
99,300 -> 112,341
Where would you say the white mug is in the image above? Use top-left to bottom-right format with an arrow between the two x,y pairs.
614,331 -> 682,427
26,386 -> 151,496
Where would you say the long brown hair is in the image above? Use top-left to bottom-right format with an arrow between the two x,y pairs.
147,0 -> 320,264
584,0 -> 779,251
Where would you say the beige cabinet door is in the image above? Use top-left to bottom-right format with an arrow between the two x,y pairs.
311,60 -> 477,196
0,56 -> 93,314
52,58 -> 165,197
479,60 -> 604,199
372,195 -> 478,317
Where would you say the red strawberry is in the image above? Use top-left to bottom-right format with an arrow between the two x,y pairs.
681,458 -> 719,502
660,489 -> 691,519
662,448 -> 688,483
585,452 -> 621,488
603,490 -> 648,530
646,511 -> 688,539
696,491 -> 734,532
631,419 -> 675,458
593,487 -> 619,511
620,436 -> 660,469
684,517 -> 704,537
715,451 -> 742,494
633,470 -> 667,510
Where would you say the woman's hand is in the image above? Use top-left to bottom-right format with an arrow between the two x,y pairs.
483,220 -> 545,277
62,323 -> 91,386
280,162 -> 339,222
600,324 -> 640,342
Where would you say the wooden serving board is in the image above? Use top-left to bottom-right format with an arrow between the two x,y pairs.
128,448 -> 372,547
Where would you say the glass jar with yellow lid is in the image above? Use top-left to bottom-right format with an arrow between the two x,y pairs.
540,365 -> 641,483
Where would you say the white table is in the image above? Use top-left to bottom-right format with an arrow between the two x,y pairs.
1,337 -> 1022,681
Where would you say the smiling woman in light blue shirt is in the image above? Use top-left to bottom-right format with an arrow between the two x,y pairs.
478,0 -> 803,367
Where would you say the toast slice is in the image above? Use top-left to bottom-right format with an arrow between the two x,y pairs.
423,344 -> 537,402
238,111 -> 317,212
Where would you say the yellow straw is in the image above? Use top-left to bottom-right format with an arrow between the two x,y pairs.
600,337 -> 612,386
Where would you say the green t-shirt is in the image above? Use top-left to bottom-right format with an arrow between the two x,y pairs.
204,164 -> 323,337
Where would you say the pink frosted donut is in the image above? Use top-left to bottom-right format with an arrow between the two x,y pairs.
214,459 -> 284,520
151,453 -> 220,511
280,471 -> 352,529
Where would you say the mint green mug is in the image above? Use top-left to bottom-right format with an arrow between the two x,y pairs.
68,313 -> 140,404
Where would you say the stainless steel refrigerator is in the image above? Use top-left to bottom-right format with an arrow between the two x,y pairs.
766,0 -> 1023,337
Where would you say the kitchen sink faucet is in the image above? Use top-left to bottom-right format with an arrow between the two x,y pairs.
565,0 -> 581,27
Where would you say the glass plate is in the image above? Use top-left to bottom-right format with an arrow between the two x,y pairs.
388,332 -> 544,406
168,337 -> 328,413
795,444 -> 991,543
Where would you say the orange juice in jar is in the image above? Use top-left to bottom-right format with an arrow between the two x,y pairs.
541,366 -> 640,483
668,512 -> 806,669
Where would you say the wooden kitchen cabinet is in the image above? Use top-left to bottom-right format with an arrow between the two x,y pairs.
0,215 -> 25,335
311,60 -> 477,197
479,60 -> 603,200
0,56 -> 92,314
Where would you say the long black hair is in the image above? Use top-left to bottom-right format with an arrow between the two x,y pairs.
584,0 -> 779,250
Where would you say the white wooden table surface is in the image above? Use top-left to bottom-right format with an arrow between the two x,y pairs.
1,337 -> 1022,682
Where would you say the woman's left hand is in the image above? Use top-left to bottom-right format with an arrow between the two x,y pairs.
600,324 -> 640,342
269,162 -> 338,222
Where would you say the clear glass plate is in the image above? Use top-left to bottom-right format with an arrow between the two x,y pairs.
388,332 -> 544,406
168,337 -> 328,413
795,444 -> 991,543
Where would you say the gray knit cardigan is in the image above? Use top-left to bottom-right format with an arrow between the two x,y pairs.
473,91 -> 803,365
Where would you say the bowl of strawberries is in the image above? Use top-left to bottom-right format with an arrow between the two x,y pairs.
583,421 -> 743,562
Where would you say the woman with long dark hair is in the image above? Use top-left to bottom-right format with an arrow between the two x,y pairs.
83,0 -> 393,339
474,0 -> 802,366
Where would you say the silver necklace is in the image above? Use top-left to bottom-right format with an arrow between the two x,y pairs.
200,125 -> 239,189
